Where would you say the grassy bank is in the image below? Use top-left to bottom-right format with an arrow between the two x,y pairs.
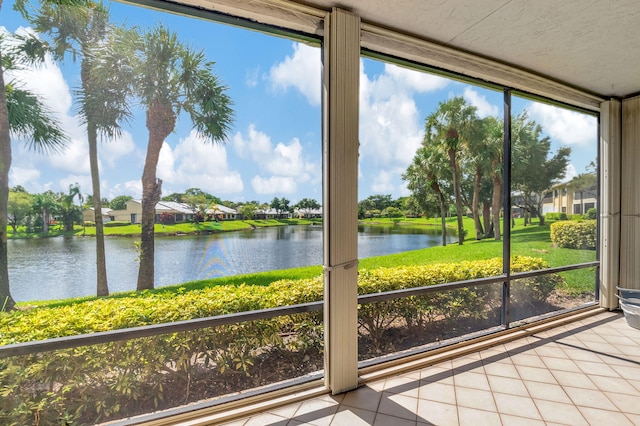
14,217 -> 595,310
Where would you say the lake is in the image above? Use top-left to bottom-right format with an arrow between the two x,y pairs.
8,224 -> 455,302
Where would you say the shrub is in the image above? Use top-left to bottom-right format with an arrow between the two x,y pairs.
585,208 -> 597,220
546,212 -> 568,221
104,221 -> 132,227
550,220 -> 596,249
0,257 -> 561,425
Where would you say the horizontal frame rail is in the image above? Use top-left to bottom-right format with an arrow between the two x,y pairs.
0,261 -> 599,359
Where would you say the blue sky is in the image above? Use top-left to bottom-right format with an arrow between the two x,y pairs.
2,0 -> 598,205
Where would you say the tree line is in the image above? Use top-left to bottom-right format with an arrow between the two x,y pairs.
0,0 -> 233,310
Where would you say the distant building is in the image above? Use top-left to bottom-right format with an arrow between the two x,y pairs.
107,200 -> 238,224
542,177 -> 597,215
82,207 -> 113,223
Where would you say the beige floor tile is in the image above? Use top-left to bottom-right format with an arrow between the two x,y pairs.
582,341 -> 624,355
330,406 -> 377,425
577,406 -> 635,426
493,393 -> 542,420
542,356 -> 582,372
515,365 -> 558,384
451,355 -> 484,372
268,402 -> 302,418
574,359 -> 621,378
626,412 -> 640,424
551,370 -> 597,389
618,345 -> 640,358
487,375 -> 529,396
610,364 -> 640,380
415,399 -> 458,426
366,378 -> 388,392
560,347 -> 605,363
220,419 -> 248,426
293,396 -> 341,426
483,361 -> 520,379
383,375 -> 420,398
534,399 -> 588,425
589,375 -> 639,395
602,335 -> 639,346
453,371 -> 491,390
419,366 -> 455,385
534,344 -> 569,359
500,413 -> 546,425
454,387 -> 496,411
341,386 -> 382,412
457,406 -> 501,426
372,413 -> 416,426
377,392 -> 418,421
576,332 -> 609,344
524,381 -> 572,404
510,353 -> 546,368
243,412 -> 289,426
606,392 -> 640,415
417,381 -> 456,404
564,386 -> 618,411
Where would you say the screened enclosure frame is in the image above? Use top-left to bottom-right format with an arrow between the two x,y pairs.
1,1 -> 615,423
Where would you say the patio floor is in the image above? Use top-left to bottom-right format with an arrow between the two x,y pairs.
221,310 -> 640,425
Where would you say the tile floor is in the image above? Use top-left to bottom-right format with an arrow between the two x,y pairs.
222,311 -> 640,425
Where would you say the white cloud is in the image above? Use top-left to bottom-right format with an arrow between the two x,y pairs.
110,180 -> 143,199
269,43 -> 321,106
233,124 -> 319,192
157,130 -> 244,195
371,170 -> 395,193
463,87 -> 499,118
60,175 -> 91,195
564,163 -> 578,181
251,176 -> 297,194
9,166 -> 41,189
100,131 -> 137,169
245,66 -> 260,88
48,138 -> 91,174
527,102 -> 597,146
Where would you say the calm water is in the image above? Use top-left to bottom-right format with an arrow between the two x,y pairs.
8,225 -> 454,302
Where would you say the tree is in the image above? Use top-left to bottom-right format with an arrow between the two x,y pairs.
358,194 -> 394,213
404,145 -> 452,246
270,197 -> 290,216
425,97 -> 478,245
58,183 -> 82,232
27,1 -> 135,297
32,191 -> 59,234
184,194 -> 209,227
8,190 -> 32,233
130,25 -> 233,291
294,197 -> 320,218
511,111 -> 571,226
110,195 -> 132,210
239,202 -> 257,220
0,30 -> 69,310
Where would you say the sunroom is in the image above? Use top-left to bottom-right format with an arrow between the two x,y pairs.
1,0 -> 639,425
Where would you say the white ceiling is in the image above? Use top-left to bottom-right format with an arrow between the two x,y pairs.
297,0 -> 640,98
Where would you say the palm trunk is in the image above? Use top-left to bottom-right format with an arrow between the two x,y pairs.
448,149 -> 464,245
0,58 -> 16,311
492,173 -> 502,241
427,172 -> 447,246
88,121 -> 109,296
137,101 -> 175,291
472,166 -> 483,240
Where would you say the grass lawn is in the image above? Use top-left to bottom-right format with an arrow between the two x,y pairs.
16,216 -> 596,310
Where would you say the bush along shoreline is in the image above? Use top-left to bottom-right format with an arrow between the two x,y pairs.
0,255 -> 566,425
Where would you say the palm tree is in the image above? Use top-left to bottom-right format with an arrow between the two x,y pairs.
425,97 -> 478,245
28,1 -> 134,297
404,145 -> 451,246
130,25 -> 233,291
482,116 -> 505,240
58,183 -> 82,231
32,190 -> 59,234
0,32 -> 69,310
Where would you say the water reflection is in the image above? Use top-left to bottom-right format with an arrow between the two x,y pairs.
9,225 -> 454,302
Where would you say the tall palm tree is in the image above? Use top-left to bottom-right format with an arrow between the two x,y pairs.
425,97 -> 478,245
28,1 -> 133,297
0,32 -> 69,311
130,25 -> 233,290
482,116 -> 504,240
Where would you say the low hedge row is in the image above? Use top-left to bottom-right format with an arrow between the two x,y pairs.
550,220 -> 596,249
0,256 -> 560,425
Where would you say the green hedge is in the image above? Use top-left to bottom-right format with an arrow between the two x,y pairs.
550,220 -> 596,249
0,256 -> 561,425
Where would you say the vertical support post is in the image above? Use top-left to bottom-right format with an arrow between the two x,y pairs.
599,99 -> 621,308
501,90 -> 512,327
323,7 -> 360,394
619,97 -> 640,291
